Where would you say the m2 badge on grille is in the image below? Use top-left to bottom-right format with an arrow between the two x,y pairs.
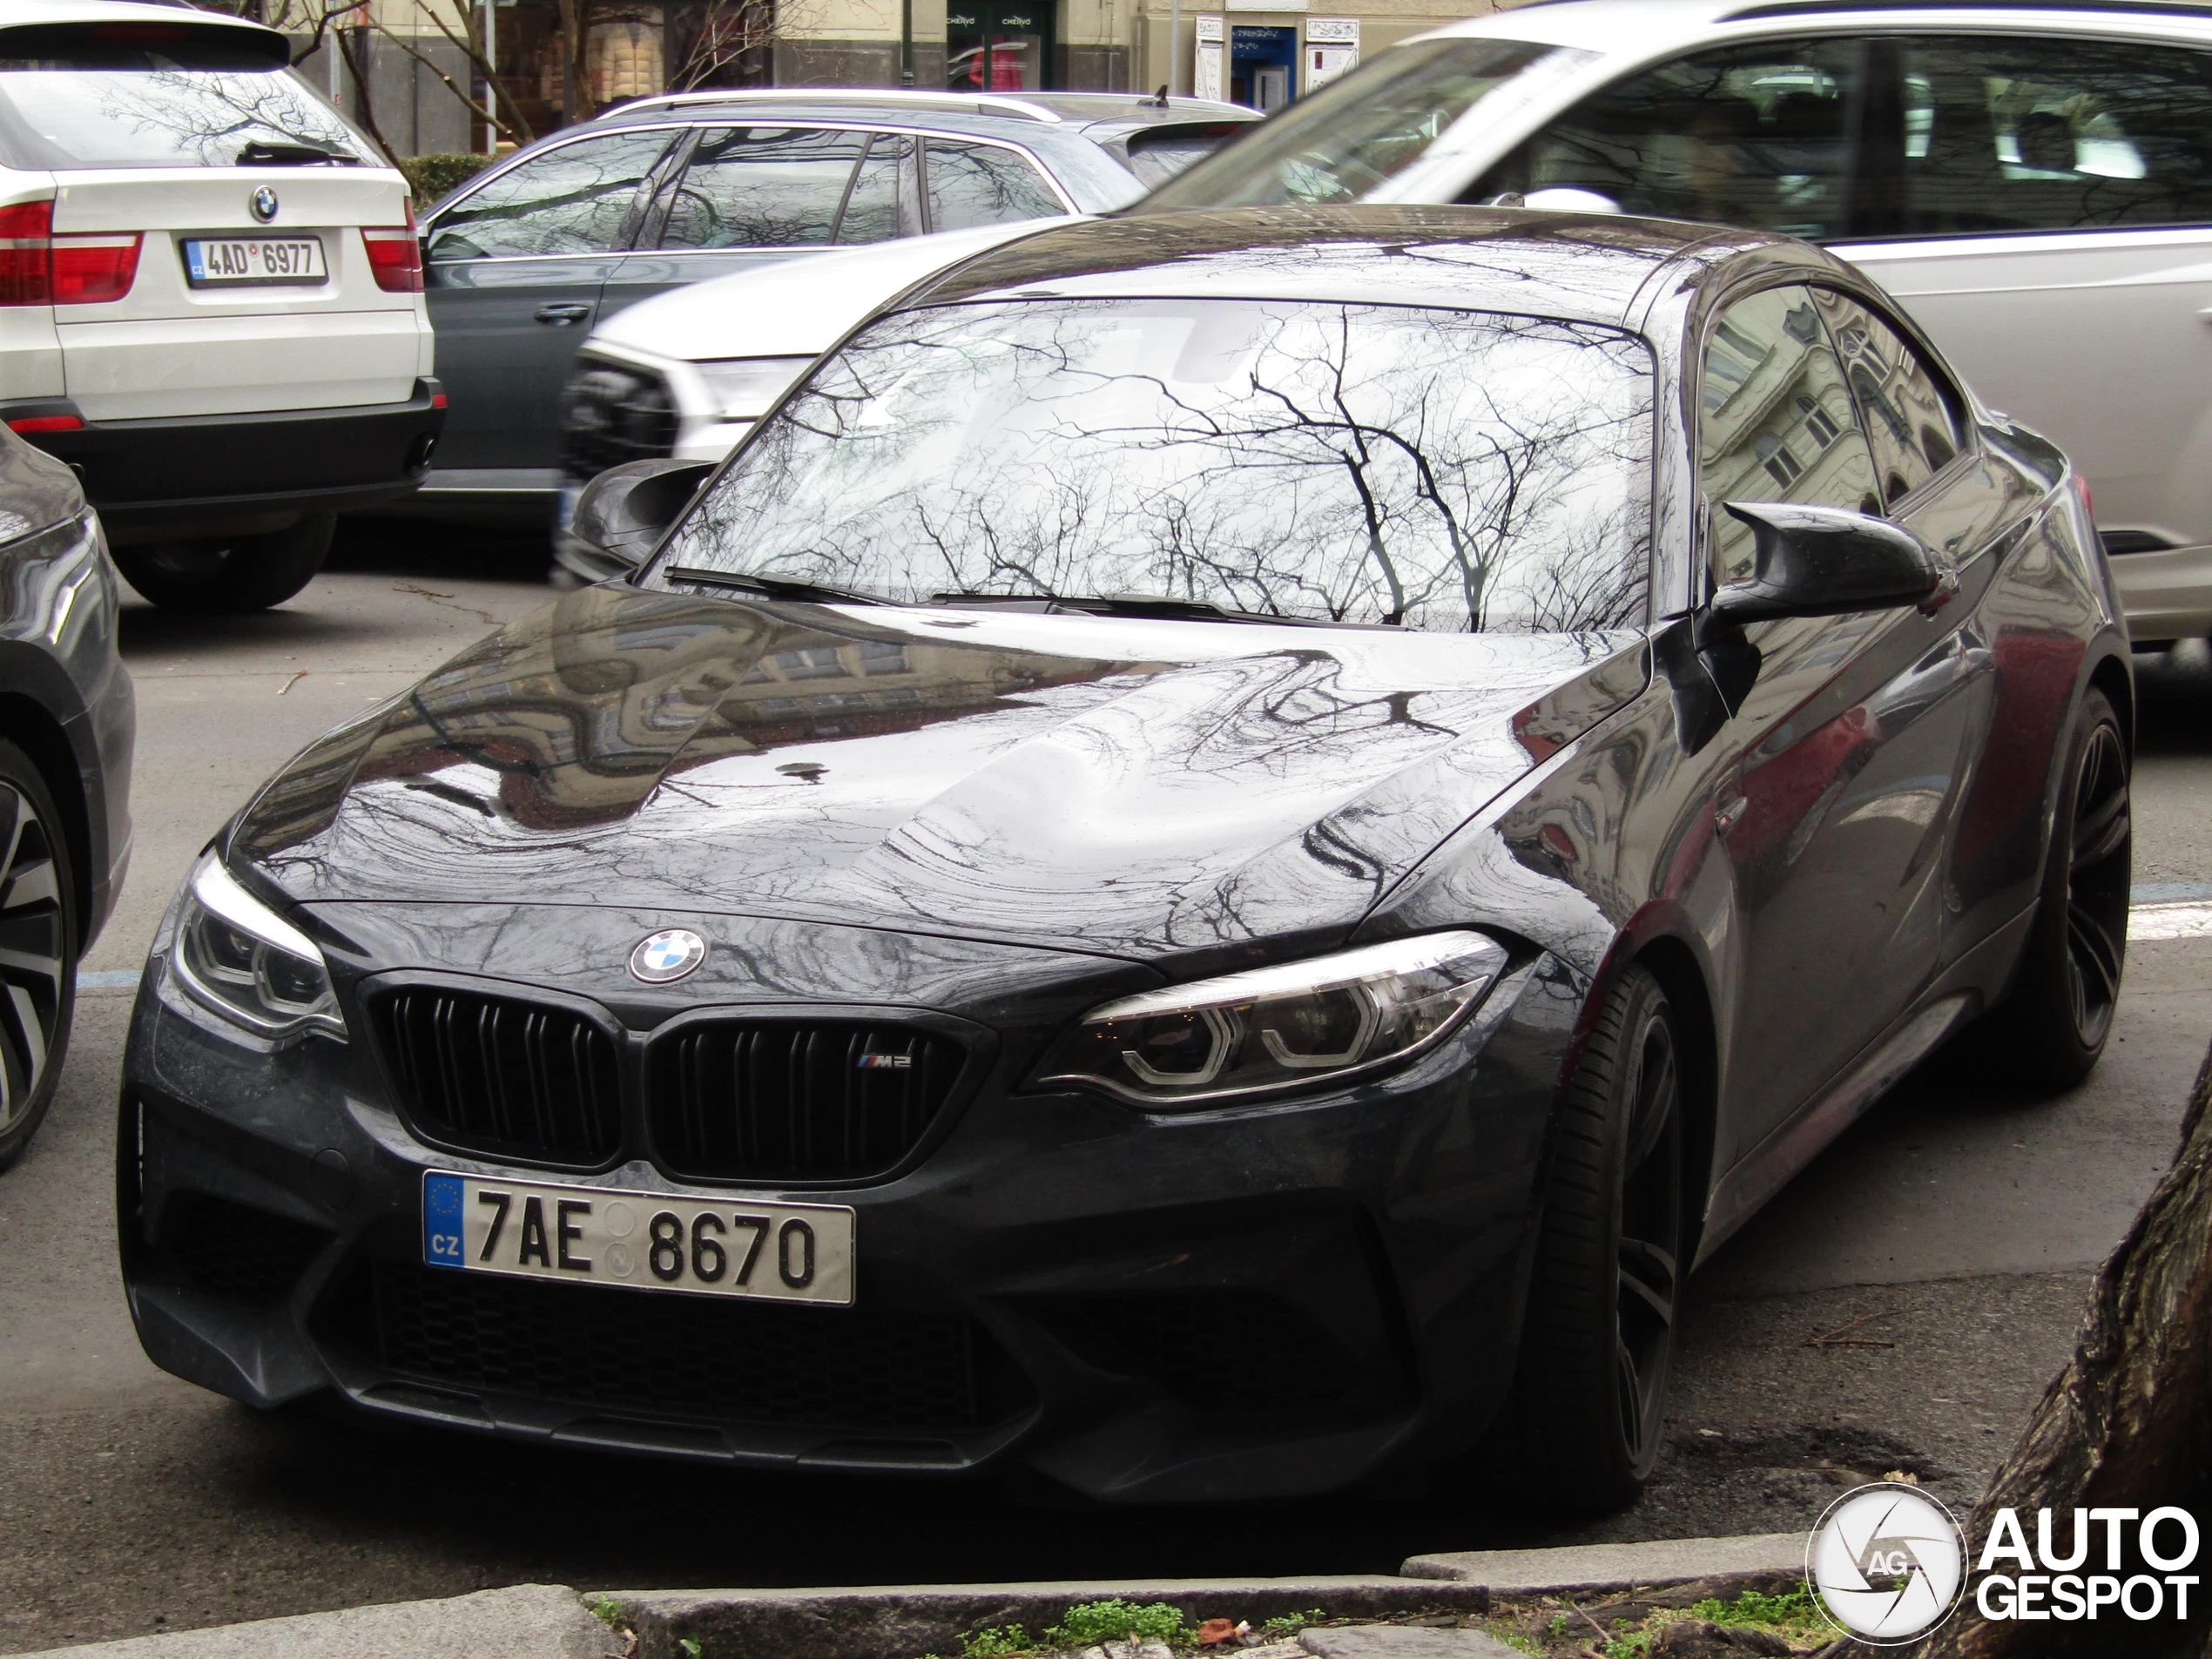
422,1171 -> 853,1305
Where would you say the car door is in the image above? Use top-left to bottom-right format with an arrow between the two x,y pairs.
422,127 -> 679,475
599,125 -> 911,324
1831,34 -> 2212,629
1693,283 -> 1986,1157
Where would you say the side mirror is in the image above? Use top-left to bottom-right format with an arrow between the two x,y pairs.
1706,501 -> 1940,631
567,459 -> 715,576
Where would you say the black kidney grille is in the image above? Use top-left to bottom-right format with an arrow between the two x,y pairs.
373,988 -> 622,1166
648,1021 -> 962,1182
342,1261 -> 1009,1433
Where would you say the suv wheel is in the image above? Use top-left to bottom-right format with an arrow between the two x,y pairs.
0,741 -> 78,1171
113,514 -> 335,613
1504,961 -> 1683,1514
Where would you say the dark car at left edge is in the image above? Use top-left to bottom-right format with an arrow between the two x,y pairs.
116,206 -> 2132,1514
0,422 -> 132,1170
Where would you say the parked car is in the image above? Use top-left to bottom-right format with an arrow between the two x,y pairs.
0,426 -> 132,1169
408,90 -> 1255,525
118,206 -> 2131,1512
554,219 -> 1048,580
0,2 -> 443,612
1137,0 -> 2212,648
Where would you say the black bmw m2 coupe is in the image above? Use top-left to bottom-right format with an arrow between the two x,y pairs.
119,207 -> 2131,1515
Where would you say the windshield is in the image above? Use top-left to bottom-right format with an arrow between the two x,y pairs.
1137,37 -> 1595,211
0,57 -> 364,171
651,298 -> 1654,634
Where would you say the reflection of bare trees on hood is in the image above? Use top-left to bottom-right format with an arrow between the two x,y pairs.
663,297 -> 1654,636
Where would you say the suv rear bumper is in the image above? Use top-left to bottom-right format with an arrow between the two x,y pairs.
3,382 -> 445,537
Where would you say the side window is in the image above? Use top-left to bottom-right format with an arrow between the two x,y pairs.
425,132 -> 672,261
658,126 -> 868,250
1898,37 -> 2212,235
1700,285 -> 1883,583
1814,291 -> 1967,506
922,139 -> 1062,232
1494,39 -> 1862,240
836,133 -> 909,244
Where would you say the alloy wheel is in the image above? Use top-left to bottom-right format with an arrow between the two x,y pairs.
1614,1010 -> 1682,1473
0,781 -> 66,1133
2065,722 -> 2131,1049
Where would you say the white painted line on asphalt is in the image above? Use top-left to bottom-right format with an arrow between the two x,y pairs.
2129,901 -> 2212,941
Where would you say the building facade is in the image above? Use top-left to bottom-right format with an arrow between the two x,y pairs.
297,0 -> 1504,155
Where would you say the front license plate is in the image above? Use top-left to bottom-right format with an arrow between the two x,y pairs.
182,236 -> 326,287
421,1172 -> 854,1305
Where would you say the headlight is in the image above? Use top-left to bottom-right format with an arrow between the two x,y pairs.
1033,931 -> 1509,1108
693,356 -> 814,420
169,852 -> 345,1041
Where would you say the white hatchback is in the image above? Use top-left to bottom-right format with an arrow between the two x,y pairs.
0,1 -> 442,610
1139,0 -> 2212,647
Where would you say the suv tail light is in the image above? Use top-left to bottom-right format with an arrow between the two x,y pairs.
362,206 -> 421,293
0,200 -> 141,306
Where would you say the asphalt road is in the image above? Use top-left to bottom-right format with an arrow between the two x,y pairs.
2,529 -> 2207,1652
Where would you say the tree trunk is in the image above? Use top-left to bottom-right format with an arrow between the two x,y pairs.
1919,1042 -> 2212,1658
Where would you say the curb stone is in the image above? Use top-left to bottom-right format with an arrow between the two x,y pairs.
609,1580 -> 1497,1659
3,1534 -> 1815,1659
6,1584 -> 615,1659
1400,1532 -> 1808,1597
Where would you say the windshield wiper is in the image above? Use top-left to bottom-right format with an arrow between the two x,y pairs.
929,592 -> 1389,628
662,566 -> 884,606
238,138 -> 358,165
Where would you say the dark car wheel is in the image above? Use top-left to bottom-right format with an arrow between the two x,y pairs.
0,741 -> 77,1171
112,514 -> 334,613
1505,961 -> 1683,1514
1966,688 -> 2131,1093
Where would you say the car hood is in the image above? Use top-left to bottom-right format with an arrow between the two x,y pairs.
590,221 -> 1062,365
231,583 -> 1645,963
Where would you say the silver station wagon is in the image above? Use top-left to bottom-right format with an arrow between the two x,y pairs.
1143,0 -> 2212,645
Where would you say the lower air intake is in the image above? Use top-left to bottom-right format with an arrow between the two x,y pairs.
336,1261 -> 1021,1433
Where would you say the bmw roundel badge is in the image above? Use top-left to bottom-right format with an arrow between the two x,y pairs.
630,928 -> 706,984
250,185 -> 280,223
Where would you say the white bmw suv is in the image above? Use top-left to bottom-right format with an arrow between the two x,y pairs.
0,1 -> 441,610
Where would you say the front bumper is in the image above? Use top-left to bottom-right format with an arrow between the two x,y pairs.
117,908 -> 1580,1502
2108,540 -> 2212,644
5,383 -> 445,538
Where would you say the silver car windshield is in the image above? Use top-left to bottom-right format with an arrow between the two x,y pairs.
1139,37 -> 1596,210
652,298 -> 1655,634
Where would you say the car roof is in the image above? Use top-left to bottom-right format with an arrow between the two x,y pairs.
0,0 -> 276,30
906,204 -> 1805,330
1423,0 -> 2212,52
591,88 -> 1253,138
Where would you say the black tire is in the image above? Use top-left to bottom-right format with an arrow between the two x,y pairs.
1964,687 -> 2131,1093
112,514 -> 334,613
1504,962 -> 1685,1514
0,740 -> 78,1172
